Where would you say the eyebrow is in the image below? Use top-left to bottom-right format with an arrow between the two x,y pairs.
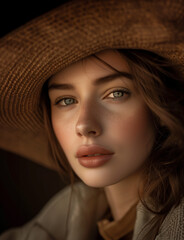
48,72 -> 133,91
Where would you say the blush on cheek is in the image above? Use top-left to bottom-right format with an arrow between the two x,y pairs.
128,114 -> 150,138
112,106 -> 154,145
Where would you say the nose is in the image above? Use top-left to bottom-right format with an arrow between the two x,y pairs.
75,102 -> 102,138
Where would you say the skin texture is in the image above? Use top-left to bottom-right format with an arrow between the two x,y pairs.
48,49 -> 156,220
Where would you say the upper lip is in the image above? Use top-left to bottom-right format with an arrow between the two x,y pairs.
76,144 -> 114,158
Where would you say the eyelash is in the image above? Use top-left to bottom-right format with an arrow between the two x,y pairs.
54,88 -> 131,107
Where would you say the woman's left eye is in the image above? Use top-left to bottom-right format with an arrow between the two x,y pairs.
107,89 -> 130,100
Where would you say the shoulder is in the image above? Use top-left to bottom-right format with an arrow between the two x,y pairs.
0,181 -> 108,240
36,181 -> 108,240
156,197 -> 184,240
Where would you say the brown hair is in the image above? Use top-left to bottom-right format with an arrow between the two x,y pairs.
41,49 -> 184,238
118,49 -> 184,238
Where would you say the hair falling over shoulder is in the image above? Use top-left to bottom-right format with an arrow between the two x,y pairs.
41,49 -> 184,238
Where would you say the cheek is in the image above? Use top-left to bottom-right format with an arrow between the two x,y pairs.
51,113 -> 73,151
111,105 -> 155,145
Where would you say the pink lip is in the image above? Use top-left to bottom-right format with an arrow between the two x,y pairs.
78,154 -> 114,168
76,144 -> 114,168
76,144 -> 114,158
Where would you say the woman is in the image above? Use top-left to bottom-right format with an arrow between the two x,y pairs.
0,0 -> 184,239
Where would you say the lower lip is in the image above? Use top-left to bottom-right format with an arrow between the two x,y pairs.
77,154 -> 114,168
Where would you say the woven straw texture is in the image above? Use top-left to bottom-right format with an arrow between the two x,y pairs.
0,0 -> 184,168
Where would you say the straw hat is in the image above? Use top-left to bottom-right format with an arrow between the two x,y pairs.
0,0 -> 184,169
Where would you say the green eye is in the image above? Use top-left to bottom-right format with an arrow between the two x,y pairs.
55,97 -> 77,106
113,91 -> 124,97
108,89 -> 130,99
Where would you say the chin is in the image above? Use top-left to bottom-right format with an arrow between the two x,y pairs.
74,168 -> 131,188
81,176 -> 121,188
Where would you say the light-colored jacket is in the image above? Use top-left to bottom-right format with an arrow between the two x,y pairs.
0,181 -> 183,240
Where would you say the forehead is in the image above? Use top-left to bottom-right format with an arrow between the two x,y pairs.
49,49 -> 131,84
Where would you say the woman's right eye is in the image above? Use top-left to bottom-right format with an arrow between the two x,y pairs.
55,97 -> 77,107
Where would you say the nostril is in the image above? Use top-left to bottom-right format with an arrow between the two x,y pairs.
88,130 -> 97,135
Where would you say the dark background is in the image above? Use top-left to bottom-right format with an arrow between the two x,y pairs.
0,0 -> 70,37
0,0 -> 70,234
0,149 -> 67,233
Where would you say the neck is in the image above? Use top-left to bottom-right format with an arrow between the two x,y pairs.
104,171 -> 143,221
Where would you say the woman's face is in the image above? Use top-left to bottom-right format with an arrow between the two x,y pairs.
48,49 -> 155,188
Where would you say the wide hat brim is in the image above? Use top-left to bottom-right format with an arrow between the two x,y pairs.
0,0 -> 184,169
